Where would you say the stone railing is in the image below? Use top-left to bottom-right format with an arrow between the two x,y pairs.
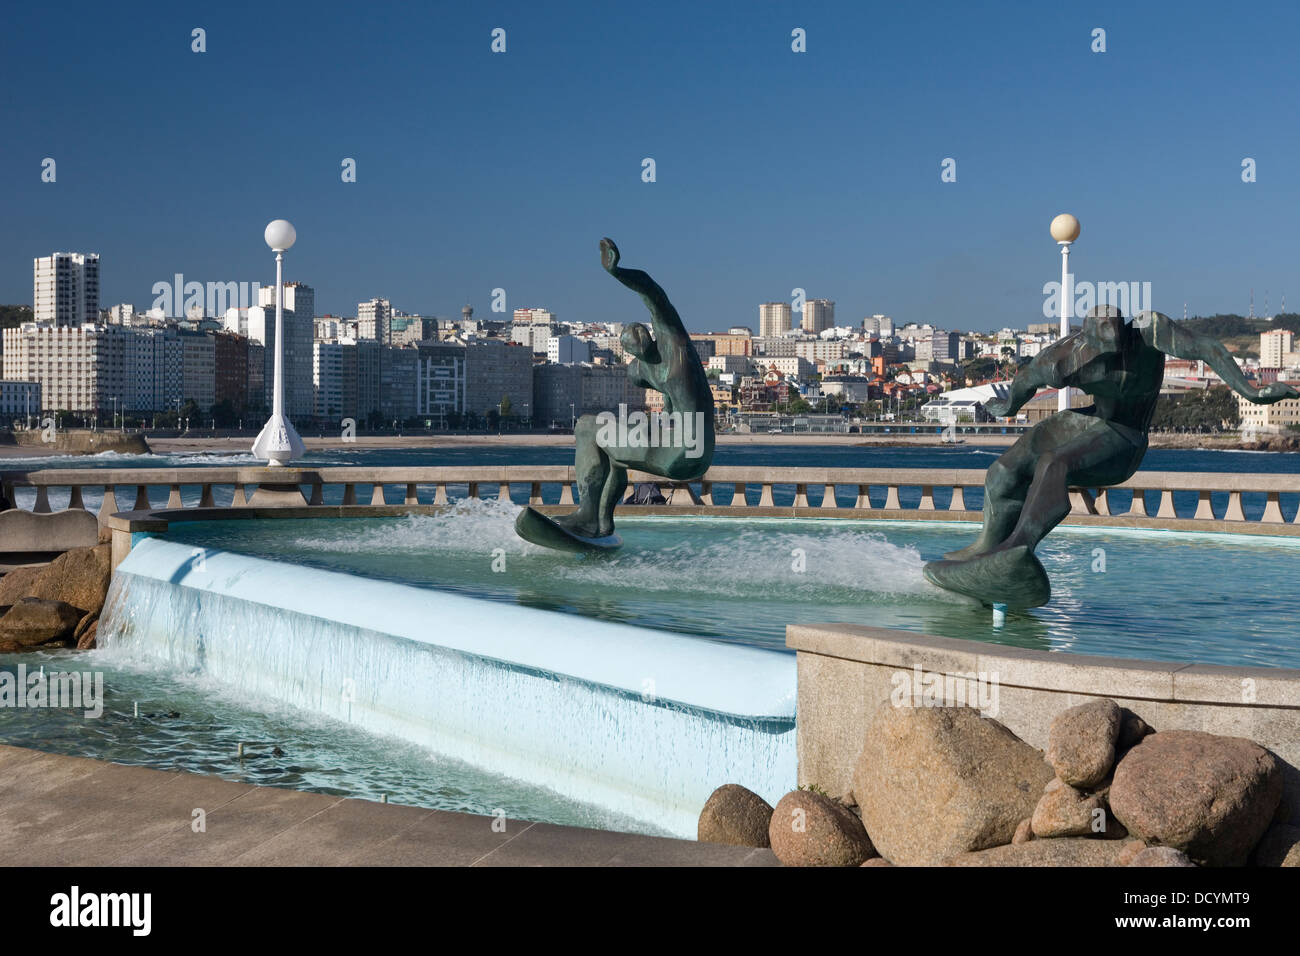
3,465 -> 1300,532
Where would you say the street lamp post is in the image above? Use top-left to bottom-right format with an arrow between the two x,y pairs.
252,219 -> 305,465
570,402 -> 575,430
1050,213 -> 1080,411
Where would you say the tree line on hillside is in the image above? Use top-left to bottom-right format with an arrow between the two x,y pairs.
1149,385 -> 1241,432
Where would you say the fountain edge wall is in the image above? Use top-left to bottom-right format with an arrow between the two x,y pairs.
789,623 -> 1300,821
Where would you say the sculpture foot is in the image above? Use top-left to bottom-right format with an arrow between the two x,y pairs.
943,540 -> 993,561
922,545 -> 1051,609
514,506 -> 622,554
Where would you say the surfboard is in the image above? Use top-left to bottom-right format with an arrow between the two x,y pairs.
922,545 -> 1051,609
514,506 -> 623,554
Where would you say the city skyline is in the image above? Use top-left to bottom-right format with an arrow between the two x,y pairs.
5,2 -> 1300,329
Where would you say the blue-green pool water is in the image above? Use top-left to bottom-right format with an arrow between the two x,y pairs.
159,501 -> 1300,670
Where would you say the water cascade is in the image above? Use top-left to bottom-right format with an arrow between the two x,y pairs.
100,536 -> 797,837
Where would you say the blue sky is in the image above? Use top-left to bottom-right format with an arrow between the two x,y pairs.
3,0 -> 1298,331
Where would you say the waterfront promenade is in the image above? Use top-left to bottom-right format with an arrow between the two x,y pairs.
0,744 -> 776,866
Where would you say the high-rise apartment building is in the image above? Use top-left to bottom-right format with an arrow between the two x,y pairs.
33,253 -> 100,327
179,330 -> 216,412
801,298 -> 835,334
866,314 -> 894,337
759,302 -> 792,337
126,327 -> 183,413
258,282 -> 314,418
1261,330 -> 1294,369
414,342 -> 467,422
358,298 -> 393,343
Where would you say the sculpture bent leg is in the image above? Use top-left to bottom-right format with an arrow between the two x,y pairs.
551,414 -> 617,539
926,415 -> 1138,608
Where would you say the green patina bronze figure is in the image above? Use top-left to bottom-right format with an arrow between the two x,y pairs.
515,238 -> 715,552
925,305 -> 1299,608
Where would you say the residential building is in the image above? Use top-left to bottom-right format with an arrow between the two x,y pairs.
33,253 -> 100,327
802,298 -> 834,334
532,363 -> 644,428
179,330 -> 216,412
547,335 -> 592,364
2,323 -> 126,413
1261,330 -> 1294,369
358,298 -> 393,343
257,282 -> 315,418
1238,382 -> 1300,433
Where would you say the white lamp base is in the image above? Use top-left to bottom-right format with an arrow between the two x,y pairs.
252,413 -> 305,466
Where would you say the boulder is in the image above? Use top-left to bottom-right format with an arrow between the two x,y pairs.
1109,731 -> 1282,867
1098,813 -> 1129,840
1251,823 -> 1300,867
28,544 -> 111,616
768,790 -> 875,867
1116,840 -> 1146,866
0,598 -> 83,651
697,784 -> 773,848
1013,818 -> 1034,844
73,611 -> 96,642
946,838 -> 1131,867
1047,698 -> 1121,788
1031,777 -> 1107,838
1117,709 -> 1155,750
0,565 -> 44,606
76,619 -> 98,651
860,857 -> 892,867
852,703 -> 1054,866
1129,846 -> 1196,867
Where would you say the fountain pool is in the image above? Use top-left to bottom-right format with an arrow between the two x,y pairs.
83,499 -> 1300,838
142,499 -> 1300,668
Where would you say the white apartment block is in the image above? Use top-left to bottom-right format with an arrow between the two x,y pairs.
864,315 -> 895,337
2,323 -> 126,413
512,322 -> 556,355
313,342 -> 347,419
127,327 -> 183,413
547,335 -> 592,364
759,302 -> 792,338
1238,384 -> 1300,433
358,298 -> 392,343
801,298 -> 835,334
759,355 -> 815,380
34,252 -> 100,327
795,339 -> 846,362
708,354 -> 752,375
1261,330 -> 1294,368
107,304 -> 138,326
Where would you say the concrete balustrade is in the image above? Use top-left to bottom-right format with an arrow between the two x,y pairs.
3,466 -> 1300,539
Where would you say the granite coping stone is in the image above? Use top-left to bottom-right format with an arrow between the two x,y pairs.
787,624 -> 1300,706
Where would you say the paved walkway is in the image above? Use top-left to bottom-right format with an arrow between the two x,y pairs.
0,745 -> 777,866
